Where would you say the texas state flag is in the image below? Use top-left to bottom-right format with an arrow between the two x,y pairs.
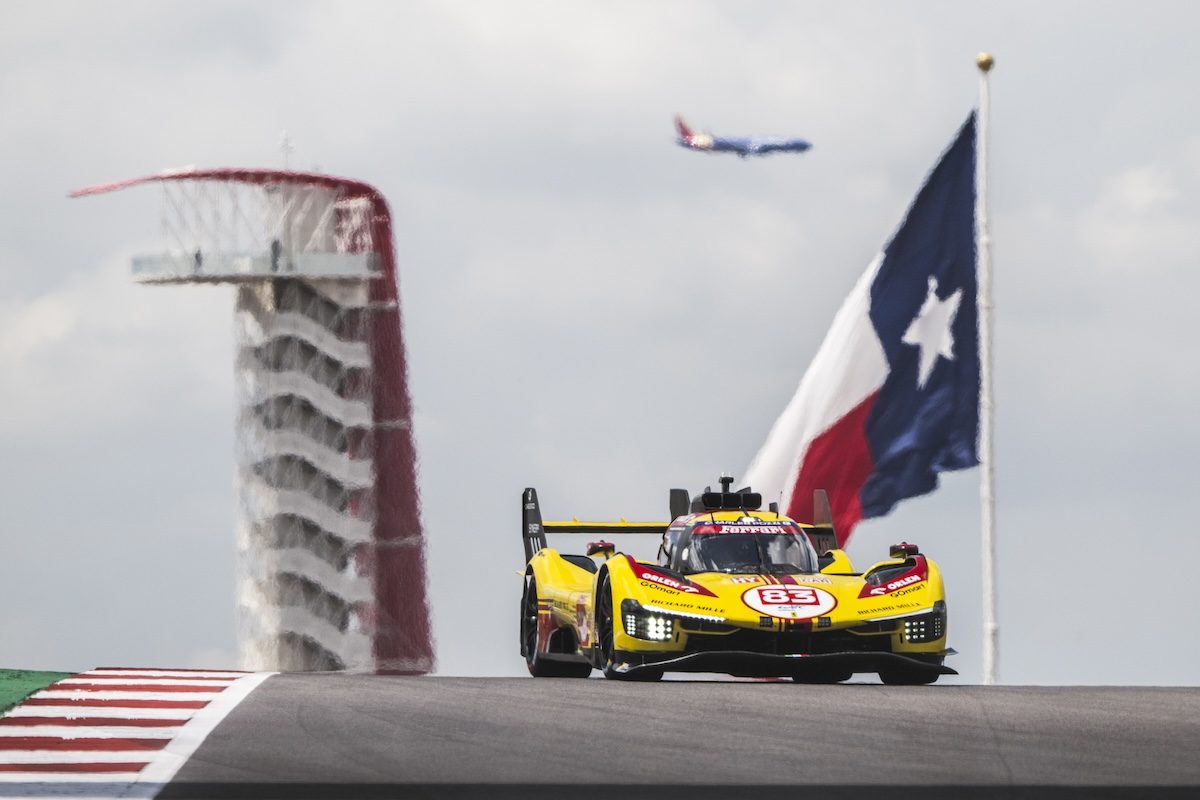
744,113 -> 979,546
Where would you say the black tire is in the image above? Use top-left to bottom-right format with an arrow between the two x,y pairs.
792,670 -> 852,684
878,665 -> 941,686
595,574 -> 663,682
521,577 -> 591,678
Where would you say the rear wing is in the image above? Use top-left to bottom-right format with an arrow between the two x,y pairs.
521,485 -> 838,561
522,487 -> 667,561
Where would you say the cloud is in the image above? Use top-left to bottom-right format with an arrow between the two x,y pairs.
0,258 -> 233,440
1079,159 -> 1200,271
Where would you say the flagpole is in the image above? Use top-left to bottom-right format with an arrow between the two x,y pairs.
975,51 -> 998,686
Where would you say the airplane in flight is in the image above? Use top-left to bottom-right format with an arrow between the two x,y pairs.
674,115 -> 812,158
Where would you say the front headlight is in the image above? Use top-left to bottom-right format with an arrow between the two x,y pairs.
621,599 -> 676,642
902,600 -> 946,643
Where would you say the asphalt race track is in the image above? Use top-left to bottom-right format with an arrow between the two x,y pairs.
152,674 -> 1200,799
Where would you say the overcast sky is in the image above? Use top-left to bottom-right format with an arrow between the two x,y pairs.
2,1 -> 1197,685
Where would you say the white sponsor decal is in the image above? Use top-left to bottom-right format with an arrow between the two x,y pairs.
715,524 -> 789,534
742,585 -> 837,620
641,572 -> 702,593
867,573 -> 923,596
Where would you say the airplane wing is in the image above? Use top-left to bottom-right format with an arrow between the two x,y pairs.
709,136 -> 753,154
754,138 -> 813,155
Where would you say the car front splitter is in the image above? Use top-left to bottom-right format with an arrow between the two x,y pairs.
609,649 -> 957,678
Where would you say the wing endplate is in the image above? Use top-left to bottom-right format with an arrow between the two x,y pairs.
522,488 -> 549,562
807,489 -> 838,554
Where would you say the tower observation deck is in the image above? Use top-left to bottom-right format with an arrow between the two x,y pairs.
73,169 -> 434,674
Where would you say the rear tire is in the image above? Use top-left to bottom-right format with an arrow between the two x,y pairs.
521,577 -> 591,678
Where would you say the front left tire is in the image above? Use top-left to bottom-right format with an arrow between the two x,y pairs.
878,663 -> 941,686
792,669 -> 853,684
594,573 -> 662,682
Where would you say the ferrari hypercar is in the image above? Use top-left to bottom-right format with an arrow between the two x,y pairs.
519,477 -> 956,684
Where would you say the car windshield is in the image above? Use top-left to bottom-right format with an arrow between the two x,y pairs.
679,522 -> 817,575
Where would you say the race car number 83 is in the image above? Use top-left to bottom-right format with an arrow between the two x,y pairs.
760,587 -> 817,605
742,585 -> 837,620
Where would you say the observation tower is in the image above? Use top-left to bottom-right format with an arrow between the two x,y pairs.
74,169 -> 434,674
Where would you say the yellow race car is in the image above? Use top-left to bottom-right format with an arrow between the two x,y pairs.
519,477 -> 956,684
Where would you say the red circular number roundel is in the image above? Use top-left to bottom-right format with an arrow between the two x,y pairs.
742,585 -> 837,620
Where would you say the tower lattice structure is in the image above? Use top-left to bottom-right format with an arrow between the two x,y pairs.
75,169 -> 434,673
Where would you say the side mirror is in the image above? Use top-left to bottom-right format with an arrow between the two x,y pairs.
587,540 -> 616,559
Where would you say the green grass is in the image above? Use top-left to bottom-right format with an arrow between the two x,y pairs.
0,668 -> 73,713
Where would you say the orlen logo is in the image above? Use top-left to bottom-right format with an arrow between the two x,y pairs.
858,556 -> 928,599
742,585 -> 837,620
628,557 -> 716,597
866,574 -> 921,596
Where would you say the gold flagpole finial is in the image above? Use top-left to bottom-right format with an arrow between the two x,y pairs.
976,52 -> 994,72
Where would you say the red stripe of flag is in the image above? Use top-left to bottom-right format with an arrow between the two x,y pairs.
22,698 -> 209,709
46,683 -> 224,693
0,716 -> 184,727
0,737 -> 169,751
0,762 -> 150,773
786,392 -> 877,547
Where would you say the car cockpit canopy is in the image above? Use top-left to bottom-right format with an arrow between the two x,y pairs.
660,518 -> 819,575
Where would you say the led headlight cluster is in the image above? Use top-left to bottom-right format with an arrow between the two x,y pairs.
621,599 -> 676,642
902,601 -> 946,644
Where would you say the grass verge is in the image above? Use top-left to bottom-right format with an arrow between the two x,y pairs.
0,668 -> 73,713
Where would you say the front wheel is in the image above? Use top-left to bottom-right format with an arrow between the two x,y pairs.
594,574 -> 663,682
879,664 -> 941,686
792,669 -> 852,684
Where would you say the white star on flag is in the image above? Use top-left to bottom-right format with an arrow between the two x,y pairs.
901,276 -> 963,389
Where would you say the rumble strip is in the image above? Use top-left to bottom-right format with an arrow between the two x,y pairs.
0,667 -> 273,798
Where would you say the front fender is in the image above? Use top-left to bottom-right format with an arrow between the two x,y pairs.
600,555 -> 697,654
526,549 -> 595,644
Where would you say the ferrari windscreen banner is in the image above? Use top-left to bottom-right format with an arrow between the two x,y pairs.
743,113 -> 980,546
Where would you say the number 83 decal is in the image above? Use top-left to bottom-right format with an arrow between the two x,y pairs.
742,585 -> 837,619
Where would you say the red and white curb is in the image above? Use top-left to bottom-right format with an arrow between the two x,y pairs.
0,667 -> 273,798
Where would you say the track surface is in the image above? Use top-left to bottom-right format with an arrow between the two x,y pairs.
159,675 -> 1199,797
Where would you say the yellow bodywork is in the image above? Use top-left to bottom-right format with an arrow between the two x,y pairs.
526,509 -> 950,666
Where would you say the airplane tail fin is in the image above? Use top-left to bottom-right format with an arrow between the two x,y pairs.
674,115 -> 693,141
